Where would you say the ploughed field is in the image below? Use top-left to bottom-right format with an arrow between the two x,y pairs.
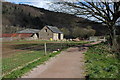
2,40 -> 87,76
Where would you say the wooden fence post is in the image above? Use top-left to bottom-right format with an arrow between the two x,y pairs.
44,43 -> 47,56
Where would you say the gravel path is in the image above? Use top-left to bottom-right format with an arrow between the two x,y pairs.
22,47 -> 87,78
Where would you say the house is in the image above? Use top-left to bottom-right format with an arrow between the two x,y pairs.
17,29 -> 40,40
39,26 -> 64,40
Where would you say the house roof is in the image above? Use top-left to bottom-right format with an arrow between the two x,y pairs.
46,26 -> 63,34
17,29 -> 40,33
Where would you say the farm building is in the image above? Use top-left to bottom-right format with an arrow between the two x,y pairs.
1,33 -> 19,41
39,26 -> 64,40
17,29 -> 40,40
1,32 -> 39,41
1,26 -> 64,41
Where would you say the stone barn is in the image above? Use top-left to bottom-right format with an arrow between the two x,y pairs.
39,26 -> 64,40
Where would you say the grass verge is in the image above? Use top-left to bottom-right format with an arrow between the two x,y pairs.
84,43 -> 120,78
3,51 -> 61,79
2,51 -> 45,75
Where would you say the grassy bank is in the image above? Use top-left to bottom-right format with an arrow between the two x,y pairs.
85,43 -> 120,78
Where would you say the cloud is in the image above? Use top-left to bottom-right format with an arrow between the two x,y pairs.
5,0 -> 55,9
4,0 -> 84,9
3,0 -> 83,11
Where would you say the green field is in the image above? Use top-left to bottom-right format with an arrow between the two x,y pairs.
3,51 -> 45,75
85,43 -> 120,78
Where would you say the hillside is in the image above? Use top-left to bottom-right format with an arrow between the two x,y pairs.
2,2 -> 109,37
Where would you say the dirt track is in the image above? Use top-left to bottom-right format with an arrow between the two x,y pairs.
22,47 -> 87,78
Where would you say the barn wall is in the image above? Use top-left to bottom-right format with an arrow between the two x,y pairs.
39,26 -> 53,40
53,33 -> 58,40
60,34 -> 64,40
32,33 -> 38,39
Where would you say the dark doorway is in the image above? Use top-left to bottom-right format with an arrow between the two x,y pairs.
58,33 -> 61,40
36,33 -> 39,38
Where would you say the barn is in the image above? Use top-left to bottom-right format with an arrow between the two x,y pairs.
2,26 -> 64,41
39,26 -> 64,40
17,29 -> 40,40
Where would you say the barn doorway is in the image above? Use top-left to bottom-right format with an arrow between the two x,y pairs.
58,33 -> 61,40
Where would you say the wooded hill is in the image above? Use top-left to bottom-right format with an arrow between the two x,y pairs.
3,2 -> 117,38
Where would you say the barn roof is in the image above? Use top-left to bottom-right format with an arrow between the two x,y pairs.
18,33 -> 33,38
47,26 -> 63,34
17,29 -> 40,33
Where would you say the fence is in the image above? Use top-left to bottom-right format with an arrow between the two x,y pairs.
2,42 -> 84,77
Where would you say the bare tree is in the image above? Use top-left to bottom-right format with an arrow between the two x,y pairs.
53,0 -> 120,51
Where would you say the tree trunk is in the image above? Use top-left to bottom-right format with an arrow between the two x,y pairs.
109,25 -> 118,51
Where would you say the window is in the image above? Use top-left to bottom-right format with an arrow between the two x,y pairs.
44,29 -> 47,32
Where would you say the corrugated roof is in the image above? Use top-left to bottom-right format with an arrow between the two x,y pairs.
47,26 -> 63,34
17,29 -> 40,33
